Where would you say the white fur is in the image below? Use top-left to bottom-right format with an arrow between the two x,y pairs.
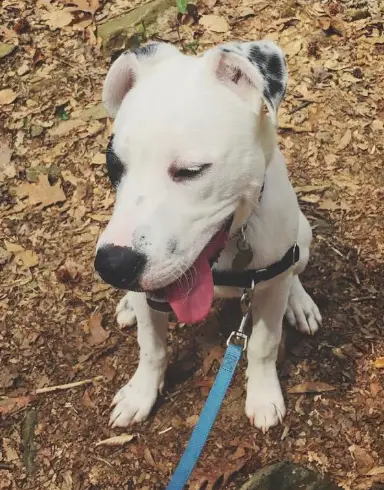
98,42 -> 322,430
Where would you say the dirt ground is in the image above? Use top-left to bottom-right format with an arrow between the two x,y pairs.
0,0 -> 383,489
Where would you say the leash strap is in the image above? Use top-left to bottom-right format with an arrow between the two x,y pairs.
166,342 -> 243,490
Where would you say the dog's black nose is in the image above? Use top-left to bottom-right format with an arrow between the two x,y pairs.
94,245 -> 146,289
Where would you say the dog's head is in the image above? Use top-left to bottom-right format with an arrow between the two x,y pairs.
95,41 -> 288,323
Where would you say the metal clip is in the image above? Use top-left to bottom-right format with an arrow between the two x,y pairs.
227,282 -> 254,351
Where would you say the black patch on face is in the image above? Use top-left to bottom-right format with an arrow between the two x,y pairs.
106,135 -> 125,189
132,43 -> 158,58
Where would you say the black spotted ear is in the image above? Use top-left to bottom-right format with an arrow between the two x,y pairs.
103,42 -> 181,118
213,40 -> 287,123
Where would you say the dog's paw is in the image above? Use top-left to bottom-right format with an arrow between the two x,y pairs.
109,370 -> 163,428
245,378 -> 286,432
116,294 -> 137,328
285,279 -> 321,335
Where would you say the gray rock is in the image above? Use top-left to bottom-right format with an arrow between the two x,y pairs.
97,0 -> 174,52
240,462 -> 341,490
0,43 -> 16,59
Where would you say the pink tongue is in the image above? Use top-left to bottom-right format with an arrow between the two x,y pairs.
163,227 -> 228,324
167,255 -> 213,324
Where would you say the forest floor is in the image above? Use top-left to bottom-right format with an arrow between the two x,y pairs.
0,0 -> 383,489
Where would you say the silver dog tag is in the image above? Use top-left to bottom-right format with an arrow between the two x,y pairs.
232,226 -> 254,271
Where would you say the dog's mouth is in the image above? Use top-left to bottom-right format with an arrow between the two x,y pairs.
146,219 -> 231,324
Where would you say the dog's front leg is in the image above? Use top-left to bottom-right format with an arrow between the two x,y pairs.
245,275 -> 292,432
109,292 -> 169,428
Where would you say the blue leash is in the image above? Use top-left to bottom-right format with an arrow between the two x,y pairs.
166,288 -> 253,490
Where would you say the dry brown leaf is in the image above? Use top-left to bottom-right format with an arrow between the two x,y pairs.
65,0 -> 100,15
49,119 -> 86,137
143,448 -> 157,467
186,414 -> 199,428
16,174 -> 66,208
288,381 -> 336,394
350,445 -> 375,475
318,198 -> 339,211
4,241 -> 39,268
88,314 -> 109,346
0,140 -> 14,180
43,10 -> 74,29
367,466 -> 384,476
374,357 -> 384,369
102,363 -> 116,381
81,389 -> 95,408
2,438 -> 19,463
0,395 -> 34,415
0,88 -> 17,105
95,434 -> 135,447
202,345 -> 224,376
56,260 -> 81,283
337,129 -> 352,151
200,15 -> 229,33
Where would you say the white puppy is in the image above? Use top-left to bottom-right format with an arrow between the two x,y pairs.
95,41 -> 322,431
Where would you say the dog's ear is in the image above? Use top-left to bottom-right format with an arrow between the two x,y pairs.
207,41 -> 287,123
103,42 -> 181,118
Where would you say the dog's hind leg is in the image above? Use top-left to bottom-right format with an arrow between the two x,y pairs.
245,275 -> 291,431
285,211 -> 322,335
110,292 -> 169,428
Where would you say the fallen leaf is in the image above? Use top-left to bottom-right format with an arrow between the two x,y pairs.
0,395 -> 34,415
43,10 -> 74,29
2,438 -> 19,463
65,0 -> 100,15
294,184 -> 329,193
318,16 -> 331,30
81,389 -> 95,408
91,152 -> 106,165
0,367 -> 17,390
0,140 -> 15,179
374,357 -> 384,369
202,345 -> 224,376
144,448 -> 157,467
349,445 -> 375,475
56,260 -> 81,283
318,198 -> 339,211
200,15 -> 229,33
367,466 -> 384,476
229,446 -> 246,460
49,119 -> 86,137
16,174 -> 66,208
186,414 -> 199,428
102,363 -> 116,381
288,381 -> 336,394
0,88 -> 17,105
87,314 -> 109,346
4,241 -> 39,268
95,434 -> 135,447
337,129 -> 352,151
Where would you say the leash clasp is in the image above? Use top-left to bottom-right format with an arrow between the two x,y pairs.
227,282 -> 254,351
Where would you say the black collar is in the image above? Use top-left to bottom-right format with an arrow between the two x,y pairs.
147,243 -> 300,312
212,242 -> 300,288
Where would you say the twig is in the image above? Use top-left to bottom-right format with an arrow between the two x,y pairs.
35,376 -> 104,394
158,427 -> 173,435
351,296 -> 376,302
0,463 -> 12,470
95,434 -> 136,447
289,100 -> 313,114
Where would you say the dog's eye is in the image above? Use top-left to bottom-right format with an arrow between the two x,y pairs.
106,136 -> 125,189
172,164 -> 211,182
